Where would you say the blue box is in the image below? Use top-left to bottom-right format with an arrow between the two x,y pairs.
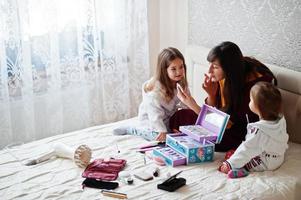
166,133 -> 214,164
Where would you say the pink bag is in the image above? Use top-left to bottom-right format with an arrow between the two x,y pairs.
82,158 -> 126,181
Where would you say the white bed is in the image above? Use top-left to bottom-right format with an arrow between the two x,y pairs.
1,45 -> 301,200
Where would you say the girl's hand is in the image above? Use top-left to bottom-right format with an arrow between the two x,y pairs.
177,87 -> 192,105
202,73 -> 218,97
155,132 -> 167,142
172,129 -> 181,133
177,86 -> 201,114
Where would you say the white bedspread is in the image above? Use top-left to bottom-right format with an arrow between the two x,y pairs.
1,118 -> 301,200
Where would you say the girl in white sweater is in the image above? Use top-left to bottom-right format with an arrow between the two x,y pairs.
219,82 -> 289,178
114,47 -> 189,141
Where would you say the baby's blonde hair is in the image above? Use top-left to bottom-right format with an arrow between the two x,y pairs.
145,47 -> 188,102
250,82 -> 282,120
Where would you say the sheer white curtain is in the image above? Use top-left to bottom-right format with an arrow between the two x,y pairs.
0,0 -> 150,148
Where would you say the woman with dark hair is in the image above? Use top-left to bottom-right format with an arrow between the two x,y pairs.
170,41 -> 276,152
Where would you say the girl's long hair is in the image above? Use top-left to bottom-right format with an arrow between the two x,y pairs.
145,47 -> 188,102
207,41 -> 276,113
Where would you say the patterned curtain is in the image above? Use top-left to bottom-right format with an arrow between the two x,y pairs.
0,0 -> 150,148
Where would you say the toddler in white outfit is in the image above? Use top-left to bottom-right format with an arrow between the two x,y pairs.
219,82 -> 289,178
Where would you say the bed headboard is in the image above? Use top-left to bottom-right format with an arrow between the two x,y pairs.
185,45 -> 301,144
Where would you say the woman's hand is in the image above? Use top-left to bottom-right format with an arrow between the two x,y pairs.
155,132 -> 167,142
202,73 -> 218,105
177,86 -> 201,114
202,73 -> 218,96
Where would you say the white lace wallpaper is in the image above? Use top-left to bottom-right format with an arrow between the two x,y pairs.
188,0 -> 301,72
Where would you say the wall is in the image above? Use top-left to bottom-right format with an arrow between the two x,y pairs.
147,0 -> 160,75
188,0 -> 301,72
148,0 -> 188,74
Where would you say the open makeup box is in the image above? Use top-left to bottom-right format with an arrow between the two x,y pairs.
153,104 -> 230,166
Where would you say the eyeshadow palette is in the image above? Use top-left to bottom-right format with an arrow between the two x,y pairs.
152,147 -> 186,167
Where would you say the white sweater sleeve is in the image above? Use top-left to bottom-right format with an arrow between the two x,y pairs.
146,95 -> 167,132
227,129 -> 264,169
